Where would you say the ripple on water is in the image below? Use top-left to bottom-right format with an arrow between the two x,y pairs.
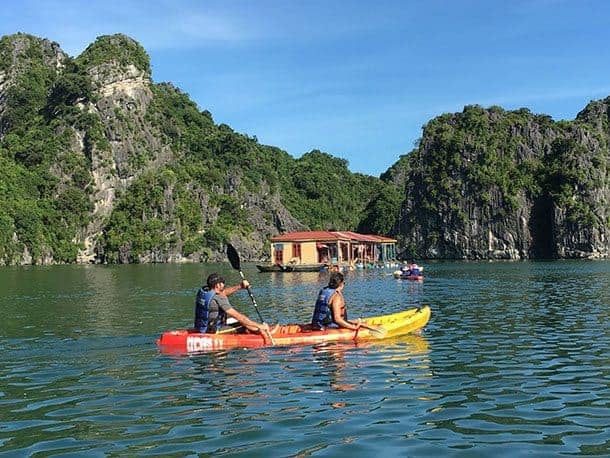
1,262 -> 610,456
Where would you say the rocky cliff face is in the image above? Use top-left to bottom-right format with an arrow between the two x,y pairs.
76,36 -> 308,263
0,34 -> 67,135
0,33 -> 308,264
71,35 -> 174,262
394,105 -> 609,259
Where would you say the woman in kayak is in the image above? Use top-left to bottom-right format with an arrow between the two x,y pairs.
194,273 -> 271,335
311,272 -> 362,331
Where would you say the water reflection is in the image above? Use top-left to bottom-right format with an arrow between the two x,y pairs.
179,333 -> 433,427
314,345 -> 360,395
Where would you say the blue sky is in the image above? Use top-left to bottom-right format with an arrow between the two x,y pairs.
2,0 -> 610,176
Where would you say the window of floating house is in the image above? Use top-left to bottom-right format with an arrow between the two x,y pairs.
292,243 -> 301,260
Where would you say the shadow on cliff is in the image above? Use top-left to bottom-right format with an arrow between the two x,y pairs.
528,196 -> 555,259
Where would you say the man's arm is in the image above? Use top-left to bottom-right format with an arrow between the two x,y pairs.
222,284 -> 242,296
223,280 -> 249,297
225,307 -> 268,333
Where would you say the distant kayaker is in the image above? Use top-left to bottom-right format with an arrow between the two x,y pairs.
409,262 -> 422,276
194,273 -> 270,335
311,272 -> 362,331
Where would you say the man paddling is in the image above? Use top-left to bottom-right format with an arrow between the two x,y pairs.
194,273 -> 270,335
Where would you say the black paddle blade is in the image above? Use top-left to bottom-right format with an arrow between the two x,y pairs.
226,243 -> 241,270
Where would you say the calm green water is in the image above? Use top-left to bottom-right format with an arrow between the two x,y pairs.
1,261 -> 609,456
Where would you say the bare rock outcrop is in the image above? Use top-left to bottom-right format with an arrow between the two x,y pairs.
395,105 -> 609,259
71,35 -> 174,262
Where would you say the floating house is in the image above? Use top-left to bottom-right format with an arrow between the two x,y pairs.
261,231 -> 397,271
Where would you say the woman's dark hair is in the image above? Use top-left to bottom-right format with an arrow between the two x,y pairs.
328,272 -> 344,289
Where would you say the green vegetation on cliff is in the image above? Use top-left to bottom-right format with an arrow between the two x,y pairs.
0,33 -> 383,264
76,34 -> 151,76
101,82 -> 379,261
357,183 -> 403,235
284,150 -> 379,230
0,34 -> 96,264
1,32 -> 607,264
396,103 -> 609,259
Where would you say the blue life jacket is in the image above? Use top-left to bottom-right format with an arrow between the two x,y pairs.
194,288 -> 225,333
411,268 -> 421,275
311,287 -> 338,329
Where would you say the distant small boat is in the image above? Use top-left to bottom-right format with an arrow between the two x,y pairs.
283,263 -> 327,272
256,263 -> 326,273
255,264 -> 284,272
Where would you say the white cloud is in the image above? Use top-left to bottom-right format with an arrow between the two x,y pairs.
1,0 -> 257,56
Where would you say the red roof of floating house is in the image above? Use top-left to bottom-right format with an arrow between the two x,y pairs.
270,231 -> 396,243
331,231 -> 397,243
367,234 -> 398,243
270,231 -> 347,242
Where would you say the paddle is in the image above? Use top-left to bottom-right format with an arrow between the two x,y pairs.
226,243 -> 275,345
227,243 -> 265,322
358,323 -> 387,338
217,325 -> 244,334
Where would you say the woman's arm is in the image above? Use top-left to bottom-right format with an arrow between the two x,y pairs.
330,294 -> 360,330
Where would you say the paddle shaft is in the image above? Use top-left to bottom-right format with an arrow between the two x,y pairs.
236,268 -> 265,323
357,322 -> 386,337
226,243 -> 267,324
234,271 -> 275,345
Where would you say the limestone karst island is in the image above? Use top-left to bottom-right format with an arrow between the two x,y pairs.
0,32 -> 608,265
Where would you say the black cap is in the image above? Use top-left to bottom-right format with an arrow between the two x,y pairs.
206,273 -> 225,288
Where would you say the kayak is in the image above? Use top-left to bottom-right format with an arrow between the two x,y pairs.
393,271 -> 424,281
157,305 -> 431,353
158,306 -> 430,353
